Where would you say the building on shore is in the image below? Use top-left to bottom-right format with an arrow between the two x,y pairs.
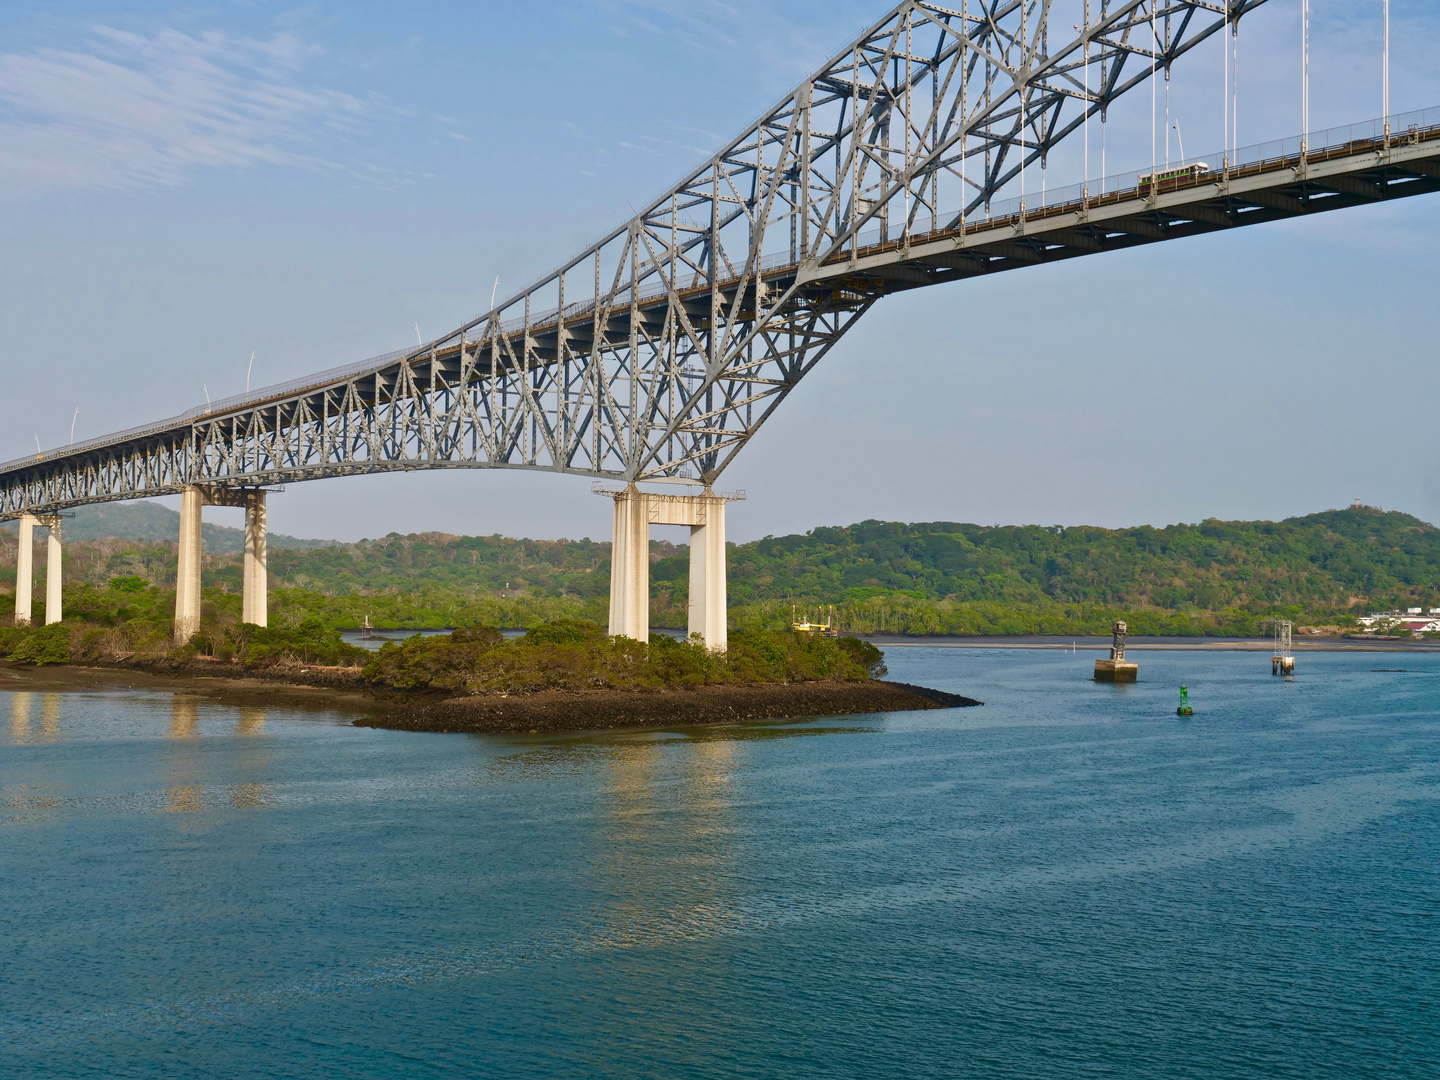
1356,609 -> 1440,635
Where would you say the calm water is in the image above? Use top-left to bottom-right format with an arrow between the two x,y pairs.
2,649 -> 1437,1078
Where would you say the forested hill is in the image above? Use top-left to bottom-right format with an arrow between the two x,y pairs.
3,505 -> 1436,636
0,499 -> 331,552
248,505 -> 1440,613
709,507 -> 1440,612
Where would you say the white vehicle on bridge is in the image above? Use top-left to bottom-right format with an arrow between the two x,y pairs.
1138,162 -> 1212,192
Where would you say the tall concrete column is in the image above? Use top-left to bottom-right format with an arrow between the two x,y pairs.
14,513 -> 36,625
43,517 -> 63,625
174,486 -> 204,643
608,486 -> 651,641
687,492 -> 727,650
242,491 -> 267,627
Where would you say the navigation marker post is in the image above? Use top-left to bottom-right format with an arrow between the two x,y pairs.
1094,620 -> 1138,682
1271,619 -> 1295,675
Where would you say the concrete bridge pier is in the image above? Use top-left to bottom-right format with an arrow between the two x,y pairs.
40,516 -> 63,624
608,487 -> 651,642
11,514 -> 63,625
605,485 -> 737,650
14,513 -> 36,625
174,486 -> 205,643
685,493 -> 728,650
174,485 -> 272,643
241,491 -> 267,627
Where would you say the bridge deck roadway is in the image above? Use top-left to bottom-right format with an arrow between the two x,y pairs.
805,126 -> 1440,292
3,121 -> 1439,519
480,122 -> 1440,357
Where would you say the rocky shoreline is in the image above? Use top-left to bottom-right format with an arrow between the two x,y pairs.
357,680 -> 981,735
0,659 -> 980,733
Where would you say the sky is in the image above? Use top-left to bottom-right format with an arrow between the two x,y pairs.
1,0 -> 1438,544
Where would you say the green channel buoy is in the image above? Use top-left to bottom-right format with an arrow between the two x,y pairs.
1177,685 -> 1194,716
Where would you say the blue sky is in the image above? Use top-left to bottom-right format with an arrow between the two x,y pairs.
2,1 -> 1438,543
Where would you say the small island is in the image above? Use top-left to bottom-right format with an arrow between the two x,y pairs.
0,615 -> 979,733
353,620 -> 978,732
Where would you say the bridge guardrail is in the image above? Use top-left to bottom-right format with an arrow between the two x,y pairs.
834,107 -> 1440,263
841,105 -> 1440,252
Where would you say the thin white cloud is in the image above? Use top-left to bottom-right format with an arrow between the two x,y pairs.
0,27 -> 364,198
594,0 -> 860,81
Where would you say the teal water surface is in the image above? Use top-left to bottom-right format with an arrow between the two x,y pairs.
2,648 -> 1437,1077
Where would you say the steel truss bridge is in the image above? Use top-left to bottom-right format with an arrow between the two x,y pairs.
3,0 -> 1439,519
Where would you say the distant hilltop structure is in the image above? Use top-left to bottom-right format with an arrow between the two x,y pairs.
1356,609 -> 1440,635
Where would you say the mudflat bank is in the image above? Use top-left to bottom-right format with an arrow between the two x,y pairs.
0,658 -> 376,713
357,680 -> 981,735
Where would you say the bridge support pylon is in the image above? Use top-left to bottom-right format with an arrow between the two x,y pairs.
687,494 -> 728,650
174,486 -> 204,644
40,516 -> 63,625
242,491 -> 267,627
13,513 -> 36,625
174,486 -> 272,642
608,487 -> 651,642
10,514 -> 61,625
603,485 -> 738,650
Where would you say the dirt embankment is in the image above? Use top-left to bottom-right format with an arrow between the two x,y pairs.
358,680 -> 980,734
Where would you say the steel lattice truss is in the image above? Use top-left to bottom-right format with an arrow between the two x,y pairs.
414,0 -> 1269,484
0,0 -> 1306,515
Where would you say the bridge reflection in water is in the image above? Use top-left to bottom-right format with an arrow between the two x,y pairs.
9,692 -> 32,741
162,696 -> 272,813
591,735 -> 743,950
8,692 -> 63,744
232,706 -> 269,810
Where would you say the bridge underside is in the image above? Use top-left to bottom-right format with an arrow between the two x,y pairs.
2,124 -> 1438,521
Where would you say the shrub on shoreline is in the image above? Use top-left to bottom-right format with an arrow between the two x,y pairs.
359,620 -> 886,695
221,620 -> 370,668
0,615 -> 369,670
0,624 -> 73,666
